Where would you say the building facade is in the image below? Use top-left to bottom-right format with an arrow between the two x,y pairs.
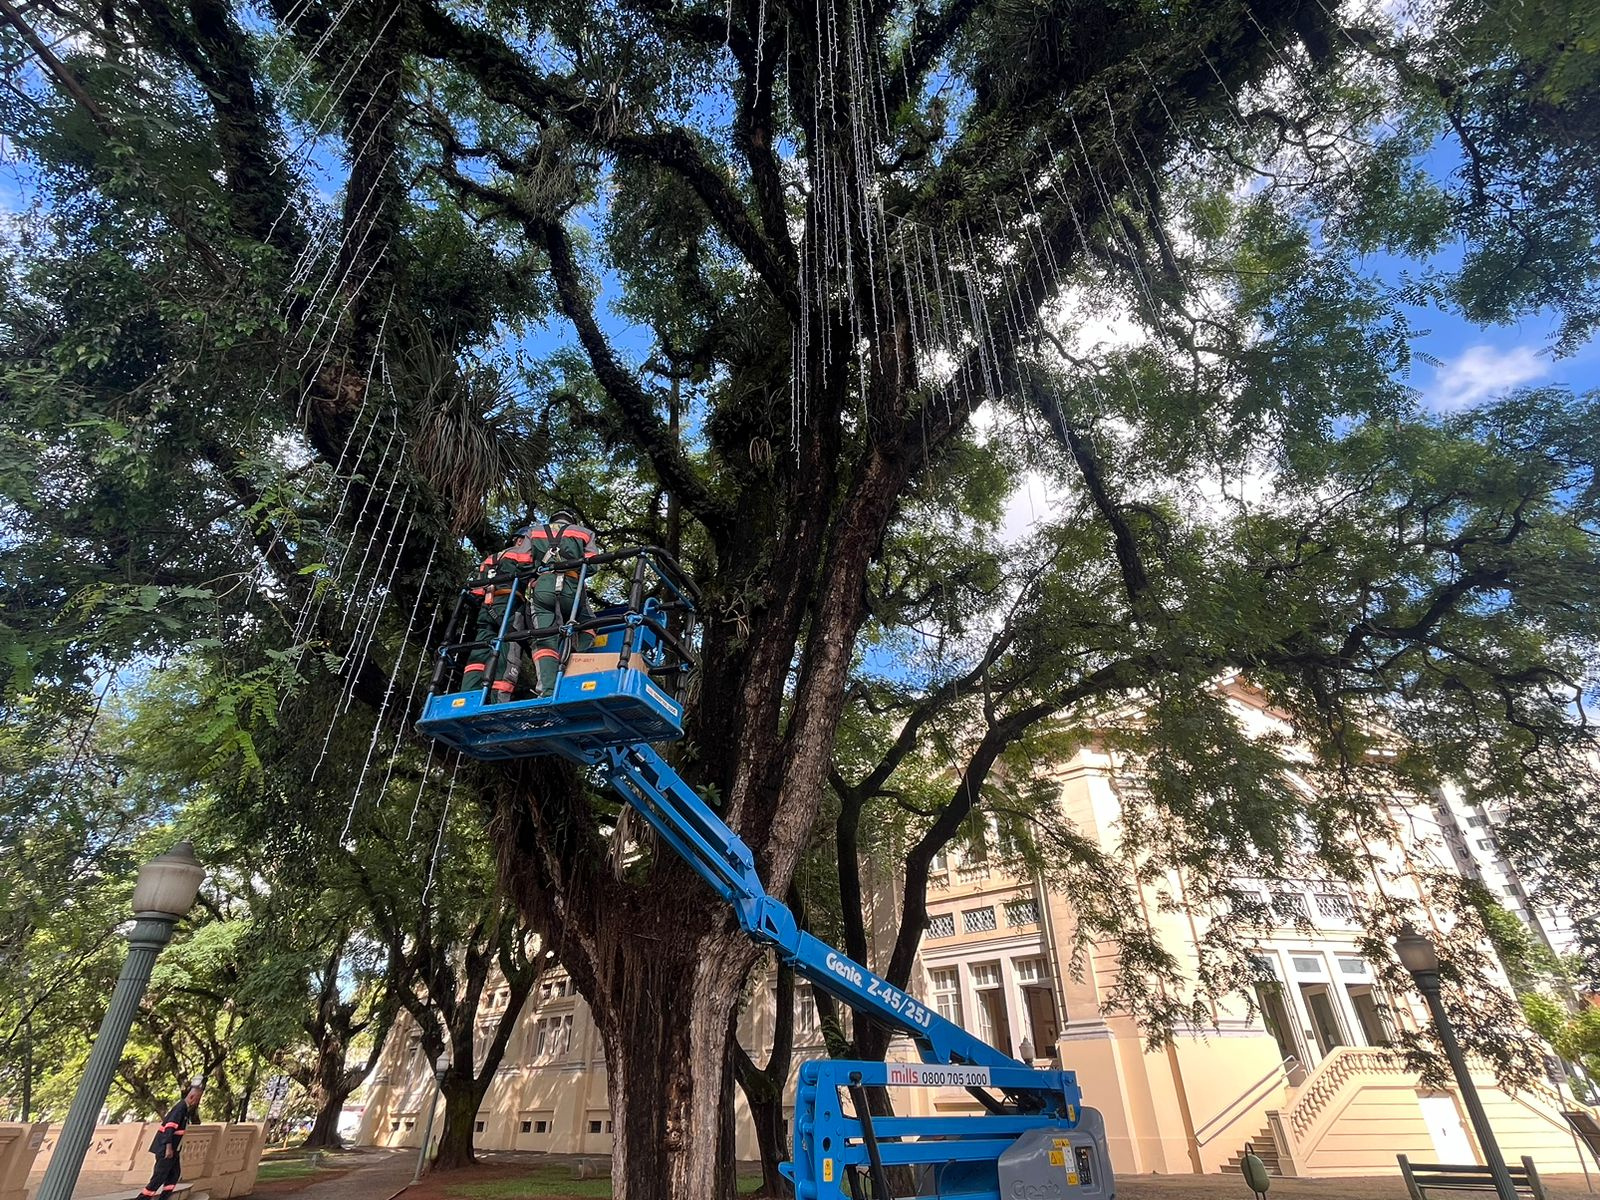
356,686 -> 1595,1175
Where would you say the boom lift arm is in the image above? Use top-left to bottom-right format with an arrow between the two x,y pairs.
603,742 -> 1059,1079
418,547 -> 1115,1200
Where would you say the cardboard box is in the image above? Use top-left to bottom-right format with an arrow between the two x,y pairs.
564,649 -> 647,677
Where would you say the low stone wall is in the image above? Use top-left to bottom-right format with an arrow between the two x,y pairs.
19,1120 -> 267,1198
0,1123 -> 48,1200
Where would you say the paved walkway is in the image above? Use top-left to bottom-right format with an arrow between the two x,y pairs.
24,1148 -> 416,1200
274,1149 -> 415,1200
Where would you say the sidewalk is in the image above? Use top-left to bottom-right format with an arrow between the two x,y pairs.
24,1147 -> 416,1200
255,1149 -> 416,1200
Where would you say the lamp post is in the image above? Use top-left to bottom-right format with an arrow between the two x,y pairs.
36,843 -> 205,1200
412,1049 -> 451,1184
1393,921 -> 1518,1200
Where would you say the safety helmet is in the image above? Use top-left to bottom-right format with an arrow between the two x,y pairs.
549,508 -> 578,524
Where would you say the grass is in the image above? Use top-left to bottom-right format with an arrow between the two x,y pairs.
444,1168 -> 615,1198
442,1167 -> 768,1199
254,1160 -> 333,1183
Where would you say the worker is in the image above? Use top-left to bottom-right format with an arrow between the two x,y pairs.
525,510 -> 600,693
141,1080 -> 203,1198
461,528 -> 538,702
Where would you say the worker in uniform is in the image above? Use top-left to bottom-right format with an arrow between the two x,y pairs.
461,528 -> 538,702
141,1080 -> 203,1198
525,510 -> 600,694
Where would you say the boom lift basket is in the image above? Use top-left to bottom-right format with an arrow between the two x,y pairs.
417,545 -> 700,762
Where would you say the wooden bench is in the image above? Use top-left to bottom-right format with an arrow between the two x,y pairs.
1398,1155 -> 1547,1200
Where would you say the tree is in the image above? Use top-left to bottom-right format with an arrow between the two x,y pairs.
357,790 -> 544,1172
3,0 -> 1599,1197
275,913 -> 401,1149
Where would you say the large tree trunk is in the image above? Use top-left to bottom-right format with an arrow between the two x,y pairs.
742,1082 -> 787,1198
302,1094 -> 346,1151
432,1072 -> 482,1171
594,912 -> 755,1199
300,1035 -> 353,1150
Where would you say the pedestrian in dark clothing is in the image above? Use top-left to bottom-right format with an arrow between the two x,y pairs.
142,1081 -> 203,1198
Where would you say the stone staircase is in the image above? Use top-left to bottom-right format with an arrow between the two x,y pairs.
1222,1125 -> 1283,1176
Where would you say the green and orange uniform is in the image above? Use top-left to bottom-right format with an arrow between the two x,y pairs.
461,535 -> 537,700
525,515 -> 600,693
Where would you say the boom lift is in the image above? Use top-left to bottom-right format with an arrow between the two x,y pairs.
418,546 -> 1115,1200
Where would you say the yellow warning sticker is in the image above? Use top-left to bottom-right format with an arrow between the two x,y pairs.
1049,1151 -> 1065,1167
823,1160 -> 834,1183
452,698 -> 466,708
1053,1138 -> 1071,1148
581,681 -> 598,691
1067,1175 -> 1080,1187
593,633 -> 610,647
1066,1105 -> 1076,1123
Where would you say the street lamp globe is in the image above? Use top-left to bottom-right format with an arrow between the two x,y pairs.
1393,920 -> 1441,980
130,842 -> 206,919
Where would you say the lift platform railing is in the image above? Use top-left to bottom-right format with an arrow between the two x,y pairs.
427,544 -> 702,704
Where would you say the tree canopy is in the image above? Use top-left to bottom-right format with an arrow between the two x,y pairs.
2,0 -> 1599,1188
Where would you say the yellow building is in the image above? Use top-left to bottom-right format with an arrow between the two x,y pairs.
357,688 -> 1595,1176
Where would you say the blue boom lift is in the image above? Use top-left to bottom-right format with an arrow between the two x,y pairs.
418,546 -> 1115,1200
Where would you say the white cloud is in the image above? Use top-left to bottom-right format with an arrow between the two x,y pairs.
1426,344 -> 1547,411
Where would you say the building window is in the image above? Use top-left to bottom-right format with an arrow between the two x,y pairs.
1337,956 -> 1368,976
539,977 -> 574,1003
475,1121 -> 486,1133
1313,893 -> 1353,921
1011,957 -> 1044,984
520,1121 -> 532,1134
536,1119 -> 549,1133
963,907 -> 998,934
930,967 -> 962,1024
1477,838 -> 1494,850
1272,892 -> 1310,922
390,1121 -> 400,1132
795,985 -> 821,1041
1005,899 -> 1039,927
532,1013 -> 574,1062
1291,955 -> 1323,974
1345,984 -> 1395,1047
969,961 -> 1012,1056
404,1119 -> 415,1132
1013,958 -> 1059,1053
927,913 -> 955,939
1467,815 -> 1488,827
589,1120 -> 602,1134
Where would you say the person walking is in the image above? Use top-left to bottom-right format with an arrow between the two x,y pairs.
141,1081 -> 203,1198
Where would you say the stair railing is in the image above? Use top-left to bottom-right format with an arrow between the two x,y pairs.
1194,1056 -> 1299,1147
